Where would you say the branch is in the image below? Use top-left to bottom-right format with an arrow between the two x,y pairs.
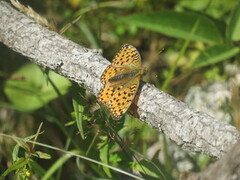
0,1 -> 239,158
183,141 -> 240,180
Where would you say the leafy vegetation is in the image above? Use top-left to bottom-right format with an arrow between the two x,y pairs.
0,0 -> 239,179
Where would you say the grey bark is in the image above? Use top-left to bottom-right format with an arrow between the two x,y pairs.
0,1 -> 239,158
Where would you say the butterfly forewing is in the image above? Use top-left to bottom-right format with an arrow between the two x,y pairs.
111,44 -> 141,67
98,44 -> 143,120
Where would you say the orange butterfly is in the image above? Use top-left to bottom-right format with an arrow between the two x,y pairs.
98,44 -> 144,119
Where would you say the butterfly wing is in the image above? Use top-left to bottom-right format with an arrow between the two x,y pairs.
107,76 -> 141,120
100,66 -> 127,85
100,44 -> 141,85
98,44 -> 142,120
98,85 -> 123,105
112,44 -> 141,67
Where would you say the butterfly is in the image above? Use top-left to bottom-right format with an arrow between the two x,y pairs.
98,44 -> 144,120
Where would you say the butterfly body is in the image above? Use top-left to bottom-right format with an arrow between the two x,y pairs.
108,68 -> 143,85
98,44 -> 144,120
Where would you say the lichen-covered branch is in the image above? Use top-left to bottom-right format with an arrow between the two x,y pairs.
0,1 -> 239,158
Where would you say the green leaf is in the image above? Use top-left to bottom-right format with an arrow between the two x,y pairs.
33,151 -> 52,159
72,86 -> 89,139
73,98 -> 85,139
192,45 -> 240,67
32,122 -> 44,150
13,137 -> 30,152
109,152 -> 122,167
131,160 -> 174,179
99,139 -> 112,177
4,63 -> 71,112
12,143 -> 21,162
227,3 -> 240,41
65,120 -> 75,126
120,11 -> 223,43
0,158 -> 29,179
